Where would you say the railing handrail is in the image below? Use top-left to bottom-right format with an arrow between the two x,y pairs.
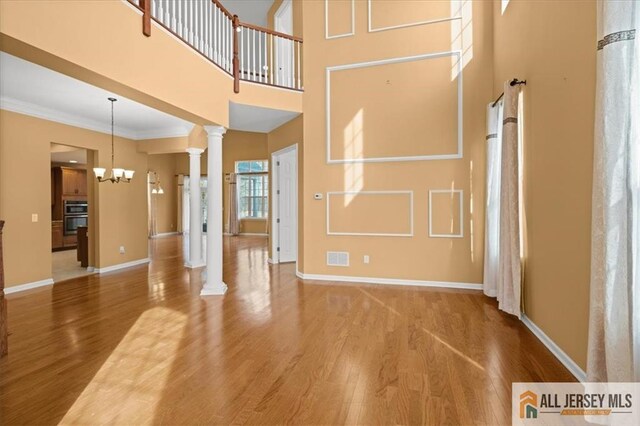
125,0 -> 303,93
238,21 -> 303,43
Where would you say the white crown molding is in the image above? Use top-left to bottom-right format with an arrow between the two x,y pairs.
521,315 -> 587,382
4,278 -> 54,295
1,97 -> 192,140
95,258 -> 150,274
296,270 -> 482,290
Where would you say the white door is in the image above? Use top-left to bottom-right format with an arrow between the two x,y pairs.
273,146 -> 297,263
274,0 -> 293,87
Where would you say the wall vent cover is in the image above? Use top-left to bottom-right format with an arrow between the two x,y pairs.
327,251 -> 349,267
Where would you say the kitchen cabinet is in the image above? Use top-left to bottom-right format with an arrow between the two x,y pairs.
60,168 -> 87,196
51,167 -> 87,220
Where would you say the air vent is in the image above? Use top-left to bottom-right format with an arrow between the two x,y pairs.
327,251 -> 349,267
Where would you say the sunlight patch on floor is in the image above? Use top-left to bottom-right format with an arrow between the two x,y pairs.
59,307 -> 187,425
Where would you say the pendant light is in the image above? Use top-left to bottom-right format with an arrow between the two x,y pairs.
93,97 -> 135,183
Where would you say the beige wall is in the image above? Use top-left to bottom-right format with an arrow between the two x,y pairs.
493,0 -> 596,370
300,0 -> 493,281
148,154 -> 178,234
267,116 -> 304,263
0,109 -> 148,287
0,0 -> 301,129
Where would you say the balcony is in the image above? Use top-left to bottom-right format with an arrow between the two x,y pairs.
127,0 -> 303,93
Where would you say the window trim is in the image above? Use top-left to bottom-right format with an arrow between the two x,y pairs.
236,160 -> 269,220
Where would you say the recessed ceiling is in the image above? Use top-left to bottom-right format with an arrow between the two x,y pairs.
229,102 -> 299,133
51,144 -> 87,165
220,0 -> 274,27
0,52 -> 194,140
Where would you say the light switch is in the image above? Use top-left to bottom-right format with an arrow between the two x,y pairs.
31,214 -> 38,223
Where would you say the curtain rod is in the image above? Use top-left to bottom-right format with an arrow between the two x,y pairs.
492,78 -> 527,107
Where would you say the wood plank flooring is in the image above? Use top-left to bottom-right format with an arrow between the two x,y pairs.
0,235 -> 574,425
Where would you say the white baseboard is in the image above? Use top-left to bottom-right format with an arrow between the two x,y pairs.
4,278 -> 54,295
521,314 -> 586,382
295,271 -> 482,290
267,258 -> 275,264
151,232 -> 179,238
96,258 -> 150,274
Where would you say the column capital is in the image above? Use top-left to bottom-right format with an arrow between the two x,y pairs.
203,125 -> 227,137
186,147 -> 205,156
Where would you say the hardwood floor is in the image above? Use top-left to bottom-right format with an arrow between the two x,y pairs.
0,235 -> 574,425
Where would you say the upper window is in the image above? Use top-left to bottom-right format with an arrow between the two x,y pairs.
235,160 -> 269,219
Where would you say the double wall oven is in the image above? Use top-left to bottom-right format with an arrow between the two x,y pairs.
63,200 -> 88,236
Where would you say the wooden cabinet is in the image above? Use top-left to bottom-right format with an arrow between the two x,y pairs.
60,168 -> 87,196
51,167 -> 87,221
52,221 -> 63,250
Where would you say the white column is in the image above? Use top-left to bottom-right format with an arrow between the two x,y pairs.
200,125 -> 227,296
185,147 -> 205,268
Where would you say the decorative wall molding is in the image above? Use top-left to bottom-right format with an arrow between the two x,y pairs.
297,270 -> 481,290
428,189 -> 464,238
4,278 -> 54,295
367,0 -> 462,33
0,97 -> 192,140
521,315 -> 587,382
325,0 -> 355,40
326,50 -> 463,163
326,191 -> 414,237
96,258 -> 150,274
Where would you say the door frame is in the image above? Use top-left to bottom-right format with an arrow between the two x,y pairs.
274,0 -> 293,35
271,143 -> 298,264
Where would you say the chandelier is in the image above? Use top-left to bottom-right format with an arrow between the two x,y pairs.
93,97 -> 134,183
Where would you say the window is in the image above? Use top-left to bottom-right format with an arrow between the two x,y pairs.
236,160 -> 269,219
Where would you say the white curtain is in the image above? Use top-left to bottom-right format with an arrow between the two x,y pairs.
484,82 -> 523,318
228,173 -> 239,236
587,0 -> 639,382
484,101 -> 504,298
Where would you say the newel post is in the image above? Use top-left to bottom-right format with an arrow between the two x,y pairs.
232,15 -> 240,94
140,0 -> 151,37
1,220 -> 7,357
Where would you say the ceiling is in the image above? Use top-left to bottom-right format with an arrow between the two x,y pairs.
51,144 -> 87,164
229,102 -> 299,133
220,0 -> 274,27
0,52 -> 194,140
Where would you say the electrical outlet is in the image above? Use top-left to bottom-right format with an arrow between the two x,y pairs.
31,213 -> 38,223
119,246 -> 125,254
364,255 -> 370,264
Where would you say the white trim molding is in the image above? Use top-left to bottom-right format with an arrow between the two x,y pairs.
521,315 -> 587,382
297,270 -> 481,290
151,232 -> 180,238
326,190 -> 414,237
326,50 -> 463,163
4,278 -> 54,295
367,0 -> 462,33
325,0 -> 355,40
96,258 -> 150,274
428,189 -> 464,238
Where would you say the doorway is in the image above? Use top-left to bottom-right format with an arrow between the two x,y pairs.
274,0 -> 293,87
271,144 -> 297,264
50,144 -> 96,282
